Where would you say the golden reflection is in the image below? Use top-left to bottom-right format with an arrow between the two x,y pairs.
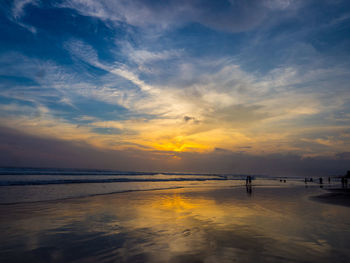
1,187 -> 349,262
131,189 -> 260,227
157,195 -> 198,212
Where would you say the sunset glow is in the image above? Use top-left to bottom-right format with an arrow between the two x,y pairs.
0,0 -> 350,174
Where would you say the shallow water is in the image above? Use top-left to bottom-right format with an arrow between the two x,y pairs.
0,169 -> 299,203
0,185 -> 349,262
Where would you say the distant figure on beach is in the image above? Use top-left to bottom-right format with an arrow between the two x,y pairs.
246,176 -> 252,185
310,178 -> 313,182
328,177 -> 331,184
304,178 -> 307,184
341,171 -> 349,188
283,179 -> 286,183
341,177 -> 345,188
319,177 -> 323,184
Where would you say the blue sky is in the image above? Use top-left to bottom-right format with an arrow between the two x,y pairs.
0,0 -> 350,174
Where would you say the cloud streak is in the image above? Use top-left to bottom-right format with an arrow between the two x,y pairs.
1,0 -> 350,173
1,125 -> 349,176
62,0 -> 303,32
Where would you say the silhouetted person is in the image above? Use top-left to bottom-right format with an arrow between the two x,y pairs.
304,178 -> 307,184
341,177 -> 345,188
328,177 -> 331,184
310,178 -> 313,182
283,179 -> 286,183
246,176 -> 252,185
319,177 -> 323,184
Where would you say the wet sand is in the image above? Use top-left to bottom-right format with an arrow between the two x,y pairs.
311,188 -> 350,207
0,184 -> 350,262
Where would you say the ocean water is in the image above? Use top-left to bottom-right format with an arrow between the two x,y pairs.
0,167 -> 302,204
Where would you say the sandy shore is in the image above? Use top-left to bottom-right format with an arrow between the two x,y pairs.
0,184 -> 349,262
311,188 -> 350,207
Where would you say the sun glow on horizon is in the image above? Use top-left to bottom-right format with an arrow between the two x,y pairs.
1,0 -> 350,172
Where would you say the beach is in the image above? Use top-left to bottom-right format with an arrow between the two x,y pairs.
311,188 -> 350,207
1,181 -> 350,262
1,1 -> 350,262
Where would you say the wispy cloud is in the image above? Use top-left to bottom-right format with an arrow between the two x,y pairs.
1,0 -> 350,170
4,0 -> 39,33
62,0 -> 303,32
3,37 -> 350,156
12,0 -> 37,19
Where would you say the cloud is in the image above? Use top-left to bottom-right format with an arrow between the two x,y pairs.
62,0 -> 302,33
239,146 -> 252,149
5,0 -> 39,33
64,39 -> 100,66
0,125 -> 152,170
64,39 -> 156,95
61,0 -> 191,30
205,104 -> 269,126
1,125 -> 349,176
1,1 -> 350,162
91,127 -> 123,135
184,116 -> 196,122
335,152 -> 350,160
192,0 -> 268,32
12,0 -> 37,19
120,41 -> 182,65
2,44 -> 350,157
61,22 -> 350,149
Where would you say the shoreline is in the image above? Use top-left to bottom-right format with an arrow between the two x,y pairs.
310,188 -> 350,207
0,181 -> 343,206
0,179 -> 281,205
0,186 -> 187,206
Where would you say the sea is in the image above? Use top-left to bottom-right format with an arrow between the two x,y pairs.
0,167 -> 304,204
0,167 -> 349,262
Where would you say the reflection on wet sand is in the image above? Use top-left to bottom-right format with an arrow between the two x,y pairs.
0,186 -> 350,262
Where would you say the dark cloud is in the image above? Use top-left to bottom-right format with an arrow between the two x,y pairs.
0,126 -> 348,176
0,126 -> 154,171
184,115 -> 194,122
335,152 -> 350,160
184,115 -> 199,123
214,147 -> 230,152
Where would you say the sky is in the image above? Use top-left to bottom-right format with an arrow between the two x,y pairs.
0,0 -> 350,175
